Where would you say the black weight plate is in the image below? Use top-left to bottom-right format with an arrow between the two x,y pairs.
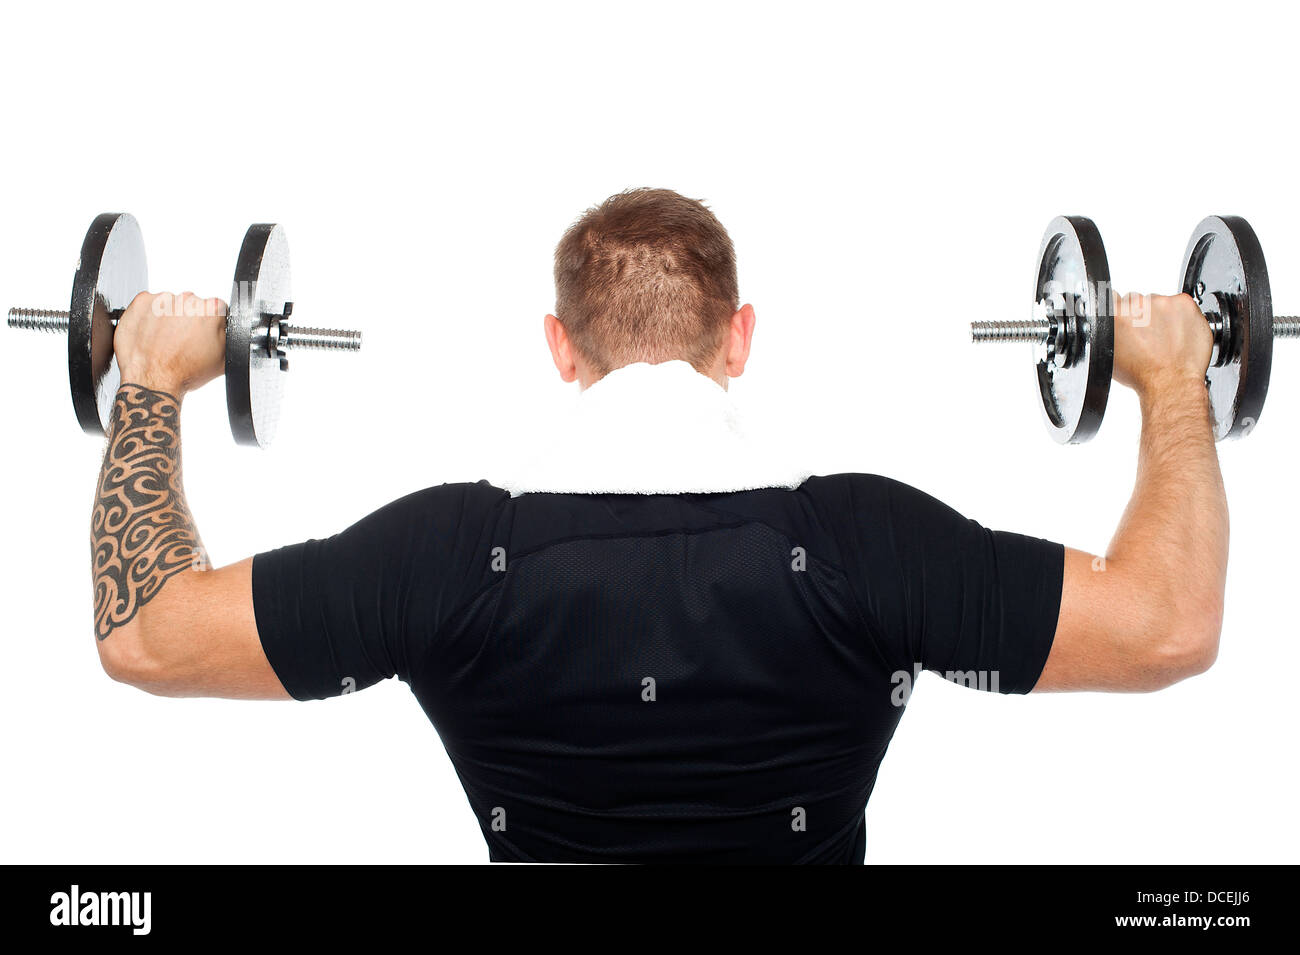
226,224 -> 290,448
68,213 -> 148,436
1034,215 -> 1114,443
1180,216 -> 1273,440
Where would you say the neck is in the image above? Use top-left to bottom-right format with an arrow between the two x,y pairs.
500,360 -> 810,496
579,357 -> 728,392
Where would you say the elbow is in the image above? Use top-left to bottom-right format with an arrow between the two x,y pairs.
1139,594 -> 1223,690
95,619 -> 183,696
96,627 -> 152,689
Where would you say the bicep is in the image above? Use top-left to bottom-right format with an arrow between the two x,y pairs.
135,559 -> 290,699
1033,547 -> 1161,692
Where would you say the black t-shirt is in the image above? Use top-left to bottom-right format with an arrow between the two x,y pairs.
251,474 -> 1064,863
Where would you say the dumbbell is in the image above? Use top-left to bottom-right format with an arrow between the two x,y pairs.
968,216 -> 1115,443
970,215 -> 1300,442
7,213 -> 362,448
1180,216 -> 1300,439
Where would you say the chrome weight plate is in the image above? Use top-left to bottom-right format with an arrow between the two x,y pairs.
68,213 -> 148,436
1034,216 -> 1114,443
1180,216 -> 1273,440
227,224 -> 290,448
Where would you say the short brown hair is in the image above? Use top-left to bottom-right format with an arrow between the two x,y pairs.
553,188 -> 739,376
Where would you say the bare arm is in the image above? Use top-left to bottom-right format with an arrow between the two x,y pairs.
1036,293 -> 1226,691
91,292 -> 288,699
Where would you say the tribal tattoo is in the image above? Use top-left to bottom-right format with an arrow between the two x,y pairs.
91,384 -> 204,640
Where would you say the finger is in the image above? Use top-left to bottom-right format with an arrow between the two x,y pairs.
125,290 -> 158,320
149,290 -> 177,318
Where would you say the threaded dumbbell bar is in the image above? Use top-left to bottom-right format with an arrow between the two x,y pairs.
971,314 -> 1300,343
969,319 -> 1053,343
7,308 -> 70,333
8,306 -> 363,352
277,325 -> 363,351
1278,317 -> 1300,338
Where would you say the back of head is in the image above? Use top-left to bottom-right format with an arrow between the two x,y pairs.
553,188 -> 739,377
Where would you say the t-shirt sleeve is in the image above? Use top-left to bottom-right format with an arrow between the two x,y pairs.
817,474 -> 1064,695
251,481 -> 506,701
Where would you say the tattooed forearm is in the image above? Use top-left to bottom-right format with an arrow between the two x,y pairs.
91,384 -> 204,641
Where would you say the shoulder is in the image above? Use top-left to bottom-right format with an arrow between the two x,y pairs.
341,481 -> 511,548
381,479 -> 511,517
798,473 -> 941,511
797,473 -> 973,539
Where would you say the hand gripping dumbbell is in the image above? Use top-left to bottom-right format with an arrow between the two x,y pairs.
1180,216 -> 1300,439
7,213 -> 362,447
969,215 -> 1300,442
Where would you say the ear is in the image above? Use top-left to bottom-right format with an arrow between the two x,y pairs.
544,314 -> 579,383
723,304 -> 757,378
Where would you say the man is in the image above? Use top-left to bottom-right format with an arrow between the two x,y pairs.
92,188 -> 1223,863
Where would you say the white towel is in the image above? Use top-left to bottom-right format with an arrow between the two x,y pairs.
500,360 -> 812,496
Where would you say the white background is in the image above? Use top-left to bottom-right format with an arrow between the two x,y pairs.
1,0 -> 1295,864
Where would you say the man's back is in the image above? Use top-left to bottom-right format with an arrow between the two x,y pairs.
252,476 -> 1061,863
77,189 -> 1224,865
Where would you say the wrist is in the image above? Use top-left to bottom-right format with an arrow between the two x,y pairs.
1136,370 -> 1210,418
1136,368 -> 1207,402
117,368 -> 186,400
